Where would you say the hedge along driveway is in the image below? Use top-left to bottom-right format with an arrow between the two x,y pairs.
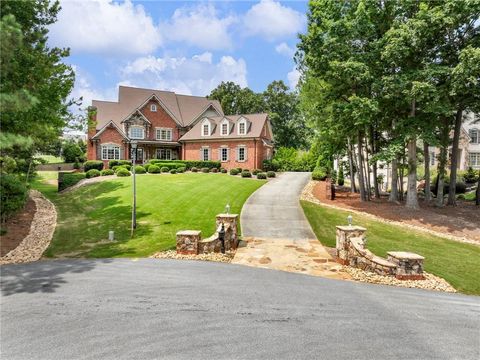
33,173 -> 265,258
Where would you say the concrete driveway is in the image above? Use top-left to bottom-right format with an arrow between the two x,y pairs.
240,172 -> 315,240
1,259 -> 479,360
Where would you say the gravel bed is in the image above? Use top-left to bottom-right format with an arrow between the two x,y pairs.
150,250 -> 234,263
0,190 -> 57,265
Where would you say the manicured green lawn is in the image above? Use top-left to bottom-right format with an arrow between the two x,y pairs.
301,200 -> 480,295
37,154 -> 64,163
33,172 -> 265,258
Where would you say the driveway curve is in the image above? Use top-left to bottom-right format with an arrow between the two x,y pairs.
240,172 -> 315,240
1,259 -> 479,360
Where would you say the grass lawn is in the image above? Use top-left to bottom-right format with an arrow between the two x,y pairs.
301,200 -> 480,295
37,154 -> 64,163
32,172 -> 265,258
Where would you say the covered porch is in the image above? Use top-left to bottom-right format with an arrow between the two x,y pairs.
129,141 -> 182,164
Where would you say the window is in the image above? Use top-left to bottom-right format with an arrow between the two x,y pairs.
220,147 -> 229,162
221,122 -> 228,135
101,145 -> 120,160
201,147 -> 210,161
156,148 -> 171,160
238,121 -> 246,135
430,152 -> 435,166
150,104 -> 157,112
132,148 -> 143,162
203,123 -> 210,136
469,152 -> 480,168
238,146 -> 246,162
469,129 -> 479,144
129,126 -> 144,139
156,128 -> 172,141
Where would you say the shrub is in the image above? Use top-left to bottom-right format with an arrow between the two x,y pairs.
170,168 -> 177,174
134,165 -> 146,174
148,165 -> 160,173
58,172 -> 86,191
109,160 -> 131,169
191,167 -> 198,172
312,167 -> 328,181
338,166 -> 345,186
62,140 -> 86,163
256,172 -> 267,179
230,168 -> 239,175
202,167 -> 210,173
241,171 -> 252,178
457,193 -> 466,200
116,168 -> 131,177
121,164 -> 131,171
0,174 -> 28,223
431,176 -> 468,195
73,159 -> 80,170
83,160 -> 104,172
211,168 -> 218,173
220,168 -> 227,173
236,168 -> 243,172
252,169 -> 262,175
86,169 -> 101,178
462,167 -> 479,183
262,159 -> 278,172
147,160 -> 221,170
270,147 -> 315,172
177,167 -> 186,173
267,171 -> 276,178
143,163 -> 150,172
456,181 -> 467,194
101,169 -> 114,176
161,166 -> 169,173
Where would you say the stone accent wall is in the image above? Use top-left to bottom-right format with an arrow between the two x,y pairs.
176,230 -> 201,255
336,226 -> 425,279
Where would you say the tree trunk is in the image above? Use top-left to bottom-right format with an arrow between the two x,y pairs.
364,139 -> 371,201
476,174 -> 480,206
447,108 -> 463,206
406,137 -> 419,209
347,137 -> 356,193
399,154 -> 405,201
423,141 -> 431,202
436,118 -> 450,207
370,127 -> 380,199
357,131 -> 367,201
389,158 -> 399,202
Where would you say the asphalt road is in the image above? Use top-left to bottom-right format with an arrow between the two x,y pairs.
1,259 -> 479,360
240,172 -> 316,240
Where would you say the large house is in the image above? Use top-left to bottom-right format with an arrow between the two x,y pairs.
87,86 -> 274,170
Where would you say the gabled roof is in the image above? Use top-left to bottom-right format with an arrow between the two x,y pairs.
179,113 -> 269,141
91,120 -> 128,140
92,86 -> 224,130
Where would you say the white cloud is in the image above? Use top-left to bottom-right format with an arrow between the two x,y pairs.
162,3 -> 237,50
243,0 -> 305,41
287,67 -> 300,89
49,0 -> 161,55
275,42 -> 296,58
120,52 -> 247,96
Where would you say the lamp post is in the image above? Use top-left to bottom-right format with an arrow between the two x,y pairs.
131,140 -> 137,236
347,214 -> 353,227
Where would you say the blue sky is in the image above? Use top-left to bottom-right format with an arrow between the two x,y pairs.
47,0 -> 308,109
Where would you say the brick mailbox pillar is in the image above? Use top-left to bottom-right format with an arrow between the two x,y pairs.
387,252 -> 425,280
335,225 -> 367,265
176,230 -> 201,255
215,214 -> 238,250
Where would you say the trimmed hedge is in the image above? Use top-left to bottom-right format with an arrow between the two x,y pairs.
112,164 -> 131,172
116,168 -> 131,177
1,174 -> 28,223
148,160 -> 221,170
108,160 -> 131,169
83,160 -> 103,172
241,171 -> 252,178
170,169 -> 177,174
86,169 -> 101,178
148,165 -> 161,173
252,169 -> 262,175
201,167 -> 210,173
220,168 -> 227,173
267,171 -> 276,178
58,172 -> 86,192
101,169 -> 114,176
161,166 -> 170,173
191,167 -> 198,172
211,168 -> 218,173
230,168 -> 239,175
143,163 -> 151,172
177,167 -> 186,173
134,165 -> 146,174
312,167 -> 327,181
256,172 -> 267,179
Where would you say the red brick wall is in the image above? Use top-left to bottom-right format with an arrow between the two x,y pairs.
183,139 -> 269,170
88,125 -> 127,167
141,100 -> 180,141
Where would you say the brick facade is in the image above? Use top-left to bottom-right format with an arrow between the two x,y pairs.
139,100 -> 181,141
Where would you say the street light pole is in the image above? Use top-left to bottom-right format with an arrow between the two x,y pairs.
131,141 -> 137,237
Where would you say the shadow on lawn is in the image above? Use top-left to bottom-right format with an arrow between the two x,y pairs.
0,259 -> 113,296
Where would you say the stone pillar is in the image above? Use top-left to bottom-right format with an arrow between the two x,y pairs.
335,225 -> 367,265
387,252 -> 425,280
176,230 -> 201,255
216,214 -> 238,250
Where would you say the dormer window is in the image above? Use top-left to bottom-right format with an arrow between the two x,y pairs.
129,126 -> 144,139
237,118 -> 247,135
201,119 -> 211,136
220,119 -> 229,136
150,104 -> 157,112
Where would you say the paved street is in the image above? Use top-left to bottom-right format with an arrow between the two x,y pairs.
240,172 -> 316,240
1,259 -> 479,360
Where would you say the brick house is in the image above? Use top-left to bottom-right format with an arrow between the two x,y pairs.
87,86 -> 274,169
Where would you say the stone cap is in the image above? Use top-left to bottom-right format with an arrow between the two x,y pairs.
176,230 -> 201,236
387,251 -> 424,260
336,225 -> 367,231
216,214 -> 239,218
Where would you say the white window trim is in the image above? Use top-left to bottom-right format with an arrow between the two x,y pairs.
469,152 -> 480,168
220,146 -> 229,162
469,128 -> 479,144
237,145 -> 247,162
156,127 -> 173,141
156,148 -> 172,160
201,146 -> 210,161
220,119 -> 229,136
129,125 -> 145,139
237,118 -> 247,135
201,119 -> 211,137
101,143 -> 121,160
150,104 -> 157,112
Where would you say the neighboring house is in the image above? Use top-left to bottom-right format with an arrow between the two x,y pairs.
87,86 -> 273,170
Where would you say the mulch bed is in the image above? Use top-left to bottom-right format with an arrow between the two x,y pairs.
1,197 -> 36,256
313,182 -> 480,243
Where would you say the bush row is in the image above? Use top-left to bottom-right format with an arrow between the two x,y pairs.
58,172 -> 86,192
0,174 -> 28,223
148,160 -> 221,170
